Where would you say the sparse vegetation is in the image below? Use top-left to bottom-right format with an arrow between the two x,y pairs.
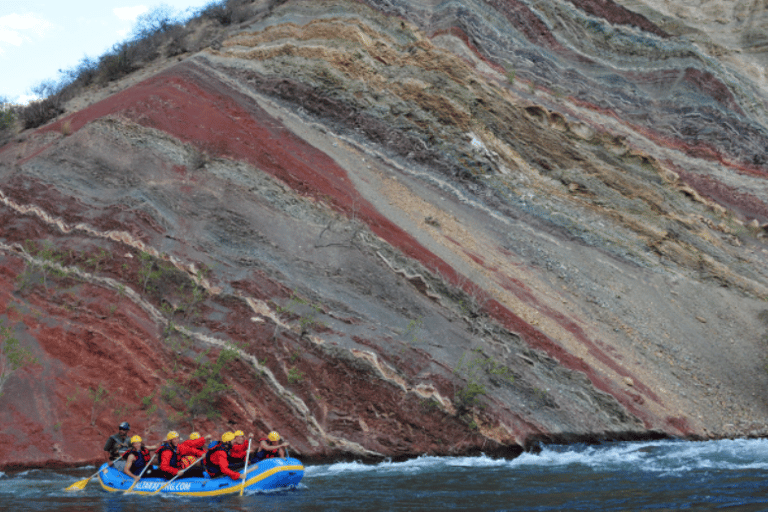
88,383 -> 110,426
200,1 -> 234,25
400,316 -> 424,348
187,347 -> 236,417
137,251 -> 164,293
113,404 -> 127,417
274,292 -> 326,339
65,389 -> 79,409
9,0 -> 258,131
14,264 -> 38,291
18,80 -> 66,129
455,379 -> 487,411
137,251 -> 207,321
506,69 -> 516,85
131,4 -> 179,40
140,391 -> 155,409
85,248 -> 110,274
18,240 -> 66,290
420,397 -> 441,411
0,97 -> 16,144
0,98 -> 15,129
137,390 -> 158,417
5,302 -> 20,318
453,348 -> 515,414
161,342 -> 241,422
287,366 -> 305,384
0,320 -> 38,396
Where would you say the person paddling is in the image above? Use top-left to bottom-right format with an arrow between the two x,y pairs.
182,431 -> 209,451
228,430 -> 255,468
203,432 -> 241,480
122,435 -> 158,481
256,431 -> 290,460
178,432 -> 210,470
103,422 -> 132,467
156,431 -> 205,479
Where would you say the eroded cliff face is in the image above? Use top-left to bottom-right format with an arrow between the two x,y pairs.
1,0 -> 768,469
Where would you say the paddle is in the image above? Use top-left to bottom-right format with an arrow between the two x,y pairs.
149,454 -> 206,495
239,438 -> 252,496
123,452 -> 157,494
65,454 -> 123,491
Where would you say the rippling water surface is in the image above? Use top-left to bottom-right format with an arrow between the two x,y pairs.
4,439 -> 768,511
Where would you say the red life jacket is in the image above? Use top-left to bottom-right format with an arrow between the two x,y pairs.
123,447 -> 150,474
156,442 -> 178,469
204,442 -> 230,477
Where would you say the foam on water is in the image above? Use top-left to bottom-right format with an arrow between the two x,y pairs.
511,438 -> 768,476
304,438 -> 768,480
305,452 -> 512,478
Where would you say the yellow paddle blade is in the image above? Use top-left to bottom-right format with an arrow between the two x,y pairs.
65,466 -> 103,491
64,476 -> 91,491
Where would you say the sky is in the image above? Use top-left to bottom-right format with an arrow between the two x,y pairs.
0,0 -> 215,104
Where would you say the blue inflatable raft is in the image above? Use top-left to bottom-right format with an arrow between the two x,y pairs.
97,457 -> 304,496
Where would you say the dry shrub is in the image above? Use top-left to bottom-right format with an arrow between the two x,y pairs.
19,96 -> 64,129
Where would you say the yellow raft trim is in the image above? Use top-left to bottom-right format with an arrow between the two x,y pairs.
98,463 -> 305,497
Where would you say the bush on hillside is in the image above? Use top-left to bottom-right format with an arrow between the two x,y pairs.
165,23 -> 192,57
19,97 -> 63,129
60,56 -> 100,90
131,4 -> 179,40
201,1 -> 234,25
18,81 -> 65,129
9,0 -> 260,132
205,0 -> 256,25
0,97 -> 18,146
98,43 -> 139,83
0,97 -> 15,131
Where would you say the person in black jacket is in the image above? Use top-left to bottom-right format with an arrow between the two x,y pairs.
104,422 -> 132,463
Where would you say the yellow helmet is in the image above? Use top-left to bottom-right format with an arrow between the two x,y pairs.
233,430 -> 244,437
130,435 -> 142,444
267,431 -> 280,442
221,431 -> 235,443
166,431 -> 180,441
189,432 -> 201,440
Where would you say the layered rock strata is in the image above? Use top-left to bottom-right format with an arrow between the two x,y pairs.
1,0 -> 767,469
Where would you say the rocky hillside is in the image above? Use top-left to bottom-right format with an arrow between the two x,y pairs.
1,0 -> 768,469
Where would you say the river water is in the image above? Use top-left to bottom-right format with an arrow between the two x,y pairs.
3,438 -> 768,511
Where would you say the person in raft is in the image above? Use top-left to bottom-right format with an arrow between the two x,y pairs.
255,431 -> 290,460
156,431 -> 206,479
178,431 -> 211,470
122,435 -> 159,481
228,430 -> 256,468
203,432 -> 241,480
103,421 -> 132,468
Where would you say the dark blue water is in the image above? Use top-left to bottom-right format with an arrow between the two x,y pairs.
4,439 -> 768,511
